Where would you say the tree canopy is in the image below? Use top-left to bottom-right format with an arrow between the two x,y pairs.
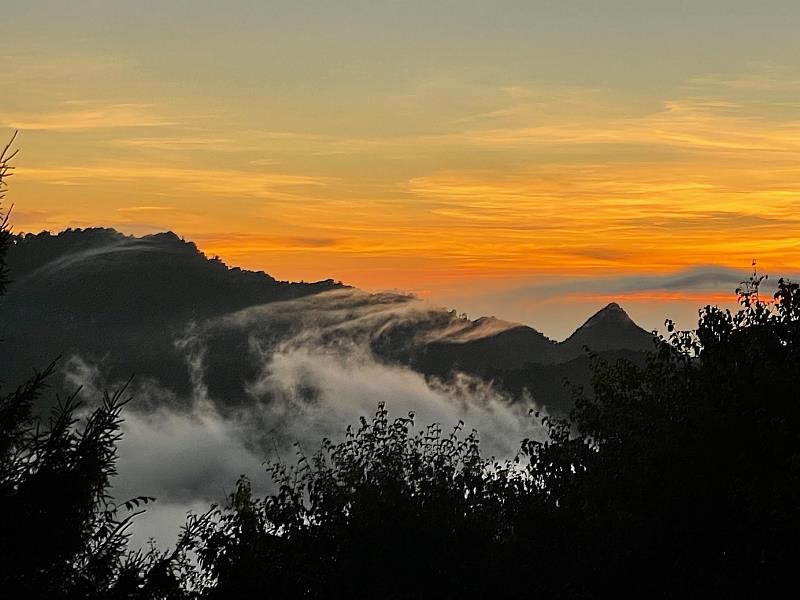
180,273 -> 800,597
0,137 -> 197,599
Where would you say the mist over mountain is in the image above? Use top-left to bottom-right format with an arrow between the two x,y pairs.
1,228 -> 655,417
1,228 -> 343,400
0,227 -> 657,548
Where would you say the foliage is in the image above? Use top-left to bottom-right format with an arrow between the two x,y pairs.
0,136 -> 199,599
186,275 -> 800,598
2,374 -> 164,598
0,131 -> 17,295
528,274 -> 800,596
187,403 -> 530,599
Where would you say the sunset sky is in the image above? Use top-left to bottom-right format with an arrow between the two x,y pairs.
3,1 -> 800,338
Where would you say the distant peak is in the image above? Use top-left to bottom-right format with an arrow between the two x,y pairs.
581,302 -> 635,329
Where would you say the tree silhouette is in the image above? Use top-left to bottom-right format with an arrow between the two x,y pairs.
521,276 -> 800,596
0,135 -> 198,599
185,403 -> 530,599
182,277 -> 800,598
0,131 -> 18,295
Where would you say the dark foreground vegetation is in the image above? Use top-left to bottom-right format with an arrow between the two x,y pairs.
2,145 -> 799,598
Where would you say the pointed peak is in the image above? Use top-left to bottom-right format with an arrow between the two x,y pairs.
559,301 -> 652,353
582,302 -> 635,329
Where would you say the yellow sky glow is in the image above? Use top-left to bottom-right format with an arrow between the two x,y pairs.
3,4 -> 800,337
11,84 -> 800,290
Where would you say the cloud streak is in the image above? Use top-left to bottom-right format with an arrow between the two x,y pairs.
4,103 -> 177,131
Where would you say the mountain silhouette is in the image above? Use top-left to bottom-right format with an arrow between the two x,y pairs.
0,228 -> 655,415
7,228 -> 344,318
407,304 -> 653,413
560,302 -> 654,355
415,321 -> 558,375
0,228 -> 343,404
412,303 -> 653,375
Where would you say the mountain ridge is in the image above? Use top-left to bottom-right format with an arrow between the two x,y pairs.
0,228 -> 655,414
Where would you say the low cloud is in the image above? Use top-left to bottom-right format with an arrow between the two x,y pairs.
485,266 -> 756,304
61,289 -> 545,550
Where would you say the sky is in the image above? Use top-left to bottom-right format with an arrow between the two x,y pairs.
3,0 -> 800,339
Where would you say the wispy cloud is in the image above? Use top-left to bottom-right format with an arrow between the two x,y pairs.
517,266 -> 750,298
116,206 -> 173,213
455,95 -> 800,154
9,64 -> 800,299
112,137 -> 240,151
16,163 -> 333,200
4,102 -> 177,131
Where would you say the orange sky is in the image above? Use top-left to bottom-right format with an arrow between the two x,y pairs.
3,2 -> 799,338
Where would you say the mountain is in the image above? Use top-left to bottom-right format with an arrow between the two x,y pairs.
560,302 -> 654,355
412,319 -> 559,375
410,303 -> 654,377
404,303 -> 654,413
6,228 -> 344,319
0,228 -> 344,400
0,228 -> 656,416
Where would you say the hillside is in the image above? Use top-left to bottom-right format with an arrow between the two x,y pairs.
0,228 -> 344,399
0,228 -> 655,414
